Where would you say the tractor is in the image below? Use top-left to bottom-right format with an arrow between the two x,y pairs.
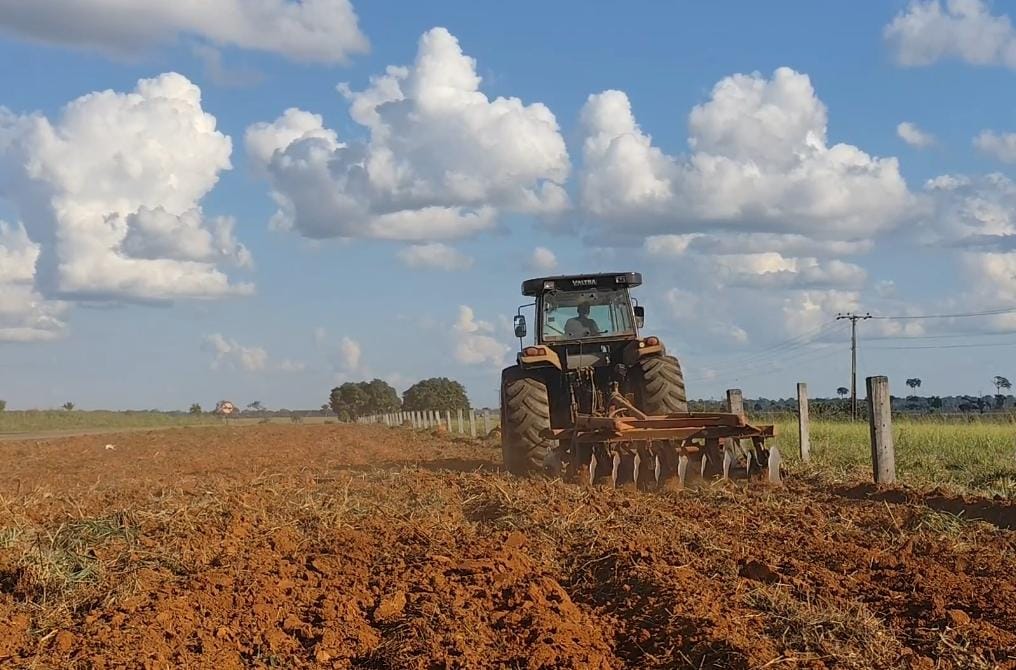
499,272 -> 779,487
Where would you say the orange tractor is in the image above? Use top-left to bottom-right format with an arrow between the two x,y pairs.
500,272 -> 780,486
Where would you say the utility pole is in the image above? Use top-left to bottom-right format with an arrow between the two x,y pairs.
836,312 -> 872,420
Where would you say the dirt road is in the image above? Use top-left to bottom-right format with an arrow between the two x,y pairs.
1,424 -> 1013,668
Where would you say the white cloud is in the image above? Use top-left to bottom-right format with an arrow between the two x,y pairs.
0,221 -> 66,342
0,73 -> 252,303
647,232 -> 871,258
246,27 -> 569,242
974,130 -> 1016,162
0,0 -> 369,64
711,253 -> 867,289
397,242 -> 474,271
529,246 -> 558,272
922,172 -> 1016,243
897,121 -> 936,148
452,305 -> 509,367
885,0 -> 1016,68
203,333 -> 268,372
579,68 -> 911,242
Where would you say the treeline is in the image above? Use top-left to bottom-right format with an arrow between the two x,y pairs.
690,394 -> 1016,418
328,377 -> 470,422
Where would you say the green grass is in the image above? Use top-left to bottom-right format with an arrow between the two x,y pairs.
768,417 -> 1016,498
0,410 -> 218,434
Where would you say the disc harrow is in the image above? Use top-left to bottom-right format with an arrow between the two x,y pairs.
545,388 -> 781,488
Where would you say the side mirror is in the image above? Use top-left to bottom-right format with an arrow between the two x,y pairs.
633,305 -> 645,329
513,314 -> 527,339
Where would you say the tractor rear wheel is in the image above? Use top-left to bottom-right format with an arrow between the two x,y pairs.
635,354 -> 689,414
500,368 -> 553,475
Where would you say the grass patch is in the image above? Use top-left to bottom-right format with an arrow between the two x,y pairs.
3,513 -> 137,605
0,410 -> 218,434
744,585 -> 903,668
769,418 -> 1016,497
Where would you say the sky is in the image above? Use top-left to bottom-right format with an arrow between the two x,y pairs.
3,0 -> 1016,410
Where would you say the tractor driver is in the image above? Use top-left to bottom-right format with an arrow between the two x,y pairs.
565,303 -> 601,338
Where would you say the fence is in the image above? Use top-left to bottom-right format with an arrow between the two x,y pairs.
355,409 -> 496,438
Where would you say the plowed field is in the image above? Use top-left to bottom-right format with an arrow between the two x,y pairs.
1,424 -> 1014,669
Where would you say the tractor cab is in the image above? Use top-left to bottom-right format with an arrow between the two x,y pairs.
510,271 -> 662,412
514,272 -> 644,347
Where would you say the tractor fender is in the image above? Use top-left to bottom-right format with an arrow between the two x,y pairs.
517,346 -> 562,370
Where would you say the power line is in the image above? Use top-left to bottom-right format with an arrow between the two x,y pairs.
690,345 -> 844,386
866,330 -> 1016,341
686,320 -> 841,380
868,340 -> 1016,351
869,306 -> 1016,320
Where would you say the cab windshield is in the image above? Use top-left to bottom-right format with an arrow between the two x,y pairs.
541,288 -> 635,341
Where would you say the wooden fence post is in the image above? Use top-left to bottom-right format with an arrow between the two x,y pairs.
482,410 -> 490,436
469,410 -> 477,438
797,383 -> 811,463
457,409 -> 464,434
866,376 -> 896,484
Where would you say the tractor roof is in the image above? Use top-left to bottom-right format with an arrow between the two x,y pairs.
522,272 -> 642,296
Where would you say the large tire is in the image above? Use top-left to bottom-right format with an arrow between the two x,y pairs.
501,370 -> 553,475
635,354 -> 689,414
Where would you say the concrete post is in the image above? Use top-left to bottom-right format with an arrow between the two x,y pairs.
866,376 -> 896,484
797,383 -> 811,463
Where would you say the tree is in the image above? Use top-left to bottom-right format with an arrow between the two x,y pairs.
906,378 -> 922,390
320,403 -> 332,415
0,400 -> 5,412
62,402 -> 74,411
836,387 -> 849,398
402,377 -> 470,412
329,379 -> 401,421
189,403 -> 202,415
993,376 -> 1011,395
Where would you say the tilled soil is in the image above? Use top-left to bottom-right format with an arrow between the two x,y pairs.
1,424 -> 1014,669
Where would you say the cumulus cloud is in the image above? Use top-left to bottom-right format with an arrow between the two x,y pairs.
897,121 -> 936,148
529,246 -> 558,272
710,253 -> 867,289
0,220 -> 66,341
452,305 -> 509,367
646,232 -> 871,258
397,242 -> 474,271
885,0 -> 1016,68
0,73 -> 252,303
920,173 -> 1016,318
0,0 -> 369,64
246,27 -> 569,242
203,333 -> 268,372
974,130 -> 1016,162
579,68 -> 911,242
922,172 -> 1016,244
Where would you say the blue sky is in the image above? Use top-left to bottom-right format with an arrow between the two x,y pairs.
3,0 -> 1016,410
